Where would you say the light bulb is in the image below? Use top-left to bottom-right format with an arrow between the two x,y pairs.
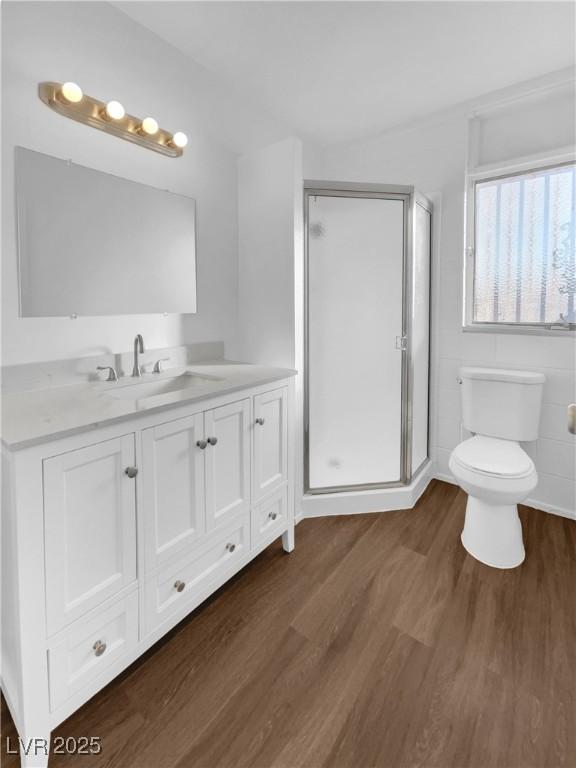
105,100 -> 125,120
141,117 -> 159,135
60,82 -> 83,103
171,131 -> 188,149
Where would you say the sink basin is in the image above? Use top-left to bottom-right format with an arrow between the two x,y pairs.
105,372 -> 221,400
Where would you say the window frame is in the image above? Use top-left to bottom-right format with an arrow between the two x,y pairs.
464,156 -> 576,335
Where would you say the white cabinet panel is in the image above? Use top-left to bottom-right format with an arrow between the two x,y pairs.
44,435 -> 137,635
205,399 -> 250,530
142,414 -> 205,570
48,590 -> 138,711
251,486 -> 288,548
253,387 -> 288,503
144,515 -> 249,635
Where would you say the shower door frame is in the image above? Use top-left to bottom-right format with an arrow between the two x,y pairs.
303,181 -> 420,495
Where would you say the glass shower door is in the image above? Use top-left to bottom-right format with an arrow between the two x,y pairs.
306,192 -> 406,491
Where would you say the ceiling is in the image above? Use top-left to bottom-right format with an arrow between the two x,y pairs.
116,1 -> 576,146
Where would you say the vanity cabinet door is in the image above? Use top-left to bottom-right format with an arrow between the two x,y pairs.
205,399 -> 251,530
253,387 -> 288,503
44,435 -> 137,636
141,414 -> 206,571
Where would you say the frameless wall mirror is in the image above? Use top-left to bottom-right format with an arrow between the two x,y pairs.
15,147 -> 197,317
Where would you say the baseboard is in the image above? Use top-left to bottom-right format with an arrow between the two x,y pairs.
301,461 -> 433,518
523,497 -> 576,521
433,471 -> 458,486
431,469 -> 576,521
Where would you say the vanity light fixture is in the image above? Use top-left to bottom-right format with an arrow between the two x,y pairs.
171,131 -> 188,149
38,81 -> 186,158
103,100 -> 125,121
60,81 -> 83,104
139,116 -> 159,136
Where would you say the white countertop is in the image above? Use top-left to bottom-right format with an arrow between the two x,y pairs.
1,360 -> 296,450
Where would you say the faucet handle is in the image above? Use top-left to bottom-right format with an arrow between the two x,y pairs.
97,366 -> 118,382
153,358 -> 170,374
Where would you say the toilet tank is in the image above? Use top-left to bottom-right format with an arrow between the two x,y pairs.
459,367 -> 545,441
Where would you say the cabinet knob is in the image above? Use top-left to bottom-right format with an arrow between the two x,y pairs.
226,542 -> 236,553
174,580 -> 185,593
93,640 -> 107,657
255,418 -> 265,426
207,436 -> 218,446
125,466 -> 138,478
196,440 -> 207,449
268,511 -> 278,521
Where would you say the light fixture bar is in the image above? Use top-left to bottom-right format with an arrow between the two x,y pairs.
38,82 -> 185,158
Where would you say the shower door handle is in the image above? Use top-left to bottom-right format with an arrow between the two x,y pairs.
395,336 -> 407,350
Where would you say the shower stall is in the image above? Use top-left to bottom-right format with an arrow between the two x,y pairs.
304,182 -> 432,496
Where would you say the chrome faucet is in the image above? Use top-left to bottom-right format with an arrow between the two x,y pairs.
132,334 -> 145,377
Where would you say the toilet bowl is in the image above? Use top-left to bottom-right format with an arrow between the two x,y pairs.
449,436 -> 537,568
451,367 -> 545,569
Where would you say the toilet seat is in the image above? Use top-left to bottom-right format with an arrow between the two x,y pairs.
451,436 -> 534,479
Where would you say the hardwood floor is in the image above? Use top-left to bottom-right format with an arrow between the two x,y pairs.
2,480 -> 575,768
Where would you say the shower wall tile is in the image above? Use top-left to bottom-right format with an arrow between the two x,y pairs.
530,473 -> 576,518
536,438 -> 576,480
434,447 -> 454,480
495,334 -> 576,371
539,404 -> 575,443
437,418 -> 461,451
437,357 -> 461,390
438,386 -> 462,423
460,332 -> 497,362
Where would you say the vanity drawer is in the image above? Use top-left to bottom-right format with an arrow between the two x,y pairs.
48,590 -> 138,711
144,515 -> 250,635
251,486 -> 288,548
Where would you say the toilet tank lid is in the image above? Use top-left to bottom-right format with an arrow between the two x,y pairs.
459,367 -> 545,384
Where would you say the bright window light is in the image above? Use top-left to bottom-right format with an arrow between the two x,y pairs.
473,163 -> 575,327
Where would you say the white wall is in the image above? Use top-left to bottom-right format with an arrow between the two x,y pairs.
235,138 -> 303,368
305,75 -> 576,518
235,137 -> 304,515
1,1 -> 240,365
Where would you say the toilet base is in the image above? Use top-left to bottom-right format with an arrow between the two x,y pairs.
461,495 -> 525,569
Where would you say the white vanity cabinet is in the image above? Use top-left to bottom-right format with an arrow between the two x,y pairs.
141,414 -> 206,570
43,435 -> 138,636
204,399 -> 251,530
1,376 -> 294,768
253,387 -> 288,503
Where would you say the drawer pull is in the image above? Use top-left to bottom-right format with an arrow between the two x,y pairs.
174,580 -> 185,593
207,436 -> 218,446
196,439 -> 207,450
255,418 -> 265,426
268,511 -> 278,521
226,542 -> 236,553
93,640 -> 107,657
124,466 -> 138,478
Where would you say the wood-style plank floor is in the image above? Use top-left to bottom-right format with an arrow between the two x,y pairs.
2,480 -> 575,768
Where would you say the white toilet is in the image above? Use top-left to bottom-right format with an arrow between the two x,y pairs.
449,367 -> 545,569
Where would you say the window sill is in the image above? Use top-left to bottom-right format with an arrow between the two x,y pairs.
463,323 -> 575,337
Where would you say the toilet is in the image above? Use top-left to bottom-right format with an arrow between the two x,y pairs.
449,367 -> 545,569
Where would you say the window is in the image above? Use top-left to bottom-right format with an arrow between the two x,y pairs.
470,163 -> 575,329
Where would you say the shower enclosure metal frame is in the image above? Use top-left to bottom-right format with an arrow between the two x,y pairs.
303,181 -> 432,495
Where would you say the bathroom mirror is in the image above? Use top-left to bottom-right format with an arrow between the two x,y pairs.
15,147 -> 197,317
